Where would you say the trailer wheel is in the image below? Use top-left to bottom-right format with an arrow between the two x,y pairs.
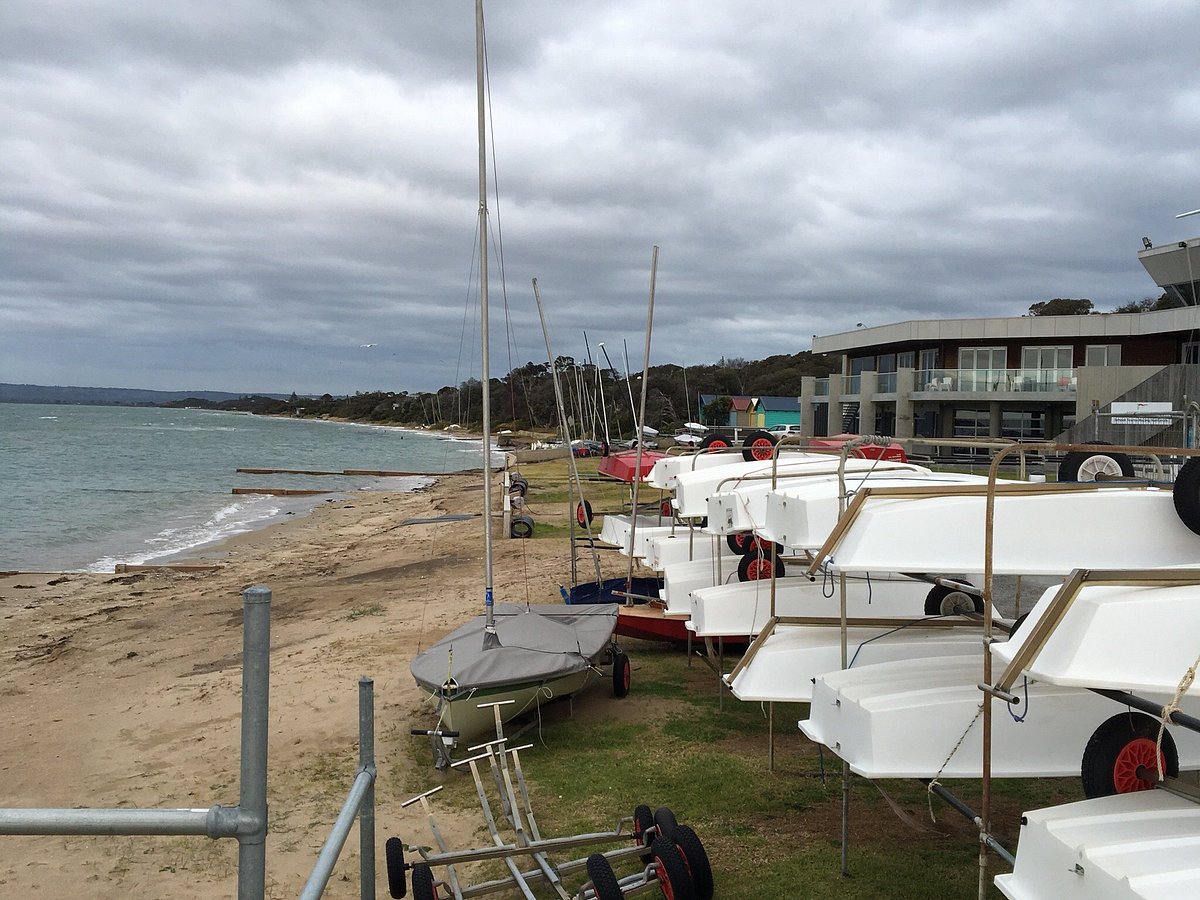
924,582 -> 981,616
653,806 -> 679,835
726,532 -> 751,554
1082,712 -> 1179,798
1172,457 -> 1200,536
576,500 -> 593,526
612,647 -> 631,698
586,853 -> 623,900
651,836 -> 696,900
671,825 -> 714,900
741,429 -> 778,462
1058,441 -> 1134,482
385,837 -> 408,898
1007,612 -> 1031,638
409,863 -> 437,900
633,804 -> 655,863
737,551 -> 784,582
698,434 -> 730,453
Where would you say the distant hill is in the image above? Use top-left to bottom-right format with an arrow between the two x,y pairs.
0,383 -> 293,406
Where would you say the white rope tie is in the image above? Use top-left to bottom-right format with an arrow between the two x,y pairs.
1157,653 -> 1200,780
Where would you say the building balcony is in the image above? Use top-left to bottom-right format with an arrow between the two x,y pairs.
915,368 -> 1077,395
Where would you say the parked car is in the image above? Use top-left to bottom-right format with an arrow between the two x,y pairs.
766,424 -> 804,436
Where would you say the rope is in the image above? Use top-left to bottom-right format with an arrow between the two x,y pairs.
1006,676 -> 1030,723
1157,652 -> 1200,780
926,704 -> 983,824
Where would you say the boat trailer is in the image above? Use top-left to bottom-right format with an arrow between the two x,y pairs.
388,703 -> 713,899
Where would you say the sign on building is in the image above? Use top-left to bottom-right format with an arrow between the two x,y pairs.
1110,401 -> 1174,426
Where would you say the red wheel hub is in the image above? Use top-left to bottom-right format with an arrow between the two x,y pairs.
655,857 -> 677,900
750,438 -> 773,460
1113,737 -> 1165,792
747,558 -> 771,580
577,504 -> 587,525
621,660 -> 631,692
704,439 -> 728,453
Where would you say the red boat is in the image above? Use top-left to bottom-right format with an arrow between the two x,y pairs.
806,433 -> 907,462
597,449 -> 668,483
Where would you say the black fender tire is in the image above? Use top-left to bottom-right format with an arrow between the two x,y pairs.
737,551 -> 784,582
586,853 -> 623,900
612,647 -> 631,698
742,429 -> 778,462
650,836 -> 696,900
653,806 -> 679,835
726,532 -> 752,555
672,825 -> 714,900
1081,712 -> 1179,799
1058,441 -> 1134,482
698,433 -> 731,453
576,499 -> 593,527
409,863 -> 437,900
633,804 -> 655,863
1008,612 -> 1031,638
1173,457 -> 1200,536
924,582 -> 981,616
509,477 -> 528,497
510,513 -> 534,539
385,837 -> 408,899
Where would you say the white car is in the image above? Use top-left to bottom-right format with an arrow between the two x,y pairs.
766,424 -> 804,436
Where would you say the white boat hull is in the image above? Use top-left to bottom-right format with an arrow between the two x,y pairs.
996,790 -> 1200,900
660,555 -> 746,615
644,531 -> 727,569
799,654 -> 1200,778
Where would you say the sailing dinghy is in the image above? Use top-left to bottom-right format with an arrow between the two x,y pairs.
409,0 -> 621,764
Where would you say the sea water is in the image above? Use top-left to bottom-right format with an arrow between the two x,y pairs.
0,403 -> 492,572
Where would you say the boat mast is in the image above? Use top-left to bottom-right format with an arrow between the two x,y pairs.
476,0 -> 497,642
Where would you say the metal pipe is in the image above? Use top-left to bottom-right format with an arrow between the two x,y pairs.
237,584 -> 272,900
624,246 -> 659,597
359,677 -> 377,900
0,807 -> 224,836
300,770 -> 377,900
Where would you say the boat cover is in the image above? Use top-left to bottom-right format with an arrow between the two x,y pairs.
411,603 -> 617,693
597,450 -> 668,483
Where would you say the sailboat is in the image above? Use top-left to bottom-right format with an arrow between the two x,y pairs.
409,0 -> 623,765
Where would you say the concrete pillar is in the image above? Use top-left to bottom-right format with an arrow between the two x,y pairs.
895,369 -> 916,439
859,372 -> 878,435
800,377 -> 817,439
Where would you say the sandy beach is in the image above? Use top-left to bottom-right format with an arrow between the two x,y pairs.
0,473 -> 584,898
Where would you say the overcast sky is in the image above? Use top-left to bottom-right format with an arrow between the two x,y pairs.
3,1 -> 1198,395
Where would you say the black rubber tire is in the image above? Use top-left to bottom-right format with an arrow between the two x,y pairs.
586,853 -> 624,900
510,513 -> 534,539
672,825 -> 714,900
698,433 -> 731,453
1173,457 -> 1200,536
612,647 -> 631,698
1058,441 -> 1135,482
653,806 -> 679,835
923,582 -> 982,616
741,429 -> 778,462
509,477 -> 528,497
409,863 -> 437,900
650,836 -> 696,900
576,499 -> 593,527
633,804 -> 655,863
1081,712 -> 1179,799
726,532 -> 752,555
385,837 -> 408,899
737,551 -> 784,582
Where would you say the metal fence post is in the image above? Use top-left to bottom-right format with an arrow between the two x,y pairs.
359,677 -> 377,900
237,584 -> 272,900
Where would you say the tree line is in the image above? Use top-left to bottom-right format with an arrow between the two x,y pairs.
166,350 -> 838,438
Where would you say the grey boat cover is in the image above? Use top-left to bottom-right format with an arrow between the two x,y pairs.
410,603 -> 617,693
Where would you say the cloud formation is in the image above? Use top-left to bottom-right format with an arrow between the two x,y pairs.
3,1 -> 1197,394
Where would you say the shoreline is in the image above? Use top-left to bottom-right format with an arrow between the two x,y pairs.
0,470 -> 579,898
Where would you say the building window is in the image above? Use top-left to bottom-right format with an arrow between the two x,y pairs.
850,356 -> 874,375
953,407 -> 990,455
1001,410 -> 1045,441
959,347 -> 1007,392
919,349 -> 938,371
1021,345 -> 1072,370
1185,342 -> 1200,365
1085,344 -> 1121,366
874,404 -> 896,436
898,351 -> 915,370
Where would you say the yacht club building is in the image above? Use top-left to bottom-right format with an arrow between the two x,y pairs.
800,235 -> 1200,450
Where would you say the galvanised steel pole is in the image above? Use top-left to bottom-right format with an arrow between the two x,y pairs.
237,585 -> 272,900
359,677 -> 377,900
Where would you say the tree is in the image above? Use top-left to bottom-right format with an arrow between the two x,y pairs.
1027,298 -> 1094,316
1111,293 -> 1185,314
702,395 -> 733,426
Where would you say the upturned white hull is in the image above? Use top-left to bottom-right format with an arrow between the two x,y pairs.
799,654 -> 1200,778
820,487 -> 1200,576
996,791 -> 1200,900
598,514 -> 662,549
644,531 -> 727,569
727,625 -> 982,703
688,573 -> 930,638
660,555 -> 748,615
